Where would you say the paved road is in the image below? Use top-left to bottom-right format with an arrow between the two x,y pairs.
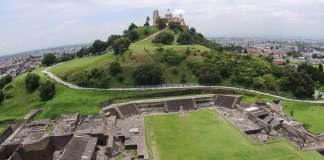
42,65 -> 324,104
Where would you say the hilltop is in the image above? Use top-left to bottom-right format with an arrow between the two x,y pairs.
48,22 -> 315,100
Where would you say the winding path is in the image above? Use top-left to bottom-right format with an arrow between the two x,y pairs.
42,65 -> 324,104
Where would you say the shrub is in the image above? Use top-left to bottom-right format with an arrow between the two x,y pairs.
177,32 -> 194,45
169,22 -> 183,32
152,32 -> 174,45
117,76 -> 124,82
133,64 -> 164,86
0,75 -> 12,89
92,40 -> 108,54
25,73 -> 40,92
0,90 -> 4,104
112,37 -> 131,54
158,52 -> 184,66
128,23 -> 138,31
39,81 -> 55,101
127,30 -> 139,42
196,64 -> 222,85
109,62 -> 122,76
42,53 -> 57,66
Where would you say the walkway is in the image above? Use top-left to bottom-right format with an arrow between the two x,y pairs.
41,65 -> 324,104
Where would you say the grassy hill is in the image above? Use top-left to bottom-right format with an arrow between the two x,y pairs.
48,25 -> 316,100
50,27 -> 213,88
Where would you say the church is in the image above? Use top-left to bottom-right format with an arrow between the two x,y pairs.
153,9 -> 186,26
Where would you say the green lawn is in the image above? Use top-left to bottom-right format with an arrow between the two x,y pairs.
145,110 -> 324,160
49,52 -> 115,78
0,68 -> 198,121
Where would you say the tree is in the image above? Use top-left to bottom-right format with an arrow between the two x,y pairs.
127,30 -> 139,42
0,75 -> 12,89
112,38 -> 131,54
25,73 -> 40,92
128,23 -> 138,31
107,35 -> 122,46
109,61 -> 122,76
169,22 -> 183,32
282,71 -> 315,98
158,19 -> 167,30
0,90 -> 4,104
92,40 -> 108,54
39,81 -> 55,101
76,48 -> 89,58
144,16 -> 150,26
42,53 -> 57,66
189,27 -> 196,34
153,32 -> 174,45
158,52 -> 184,66
133,64 -> 164,86
177,32 -> 194,45
59,53 -> 75,62
319,64 -> 323,72
197,65 -> 222,85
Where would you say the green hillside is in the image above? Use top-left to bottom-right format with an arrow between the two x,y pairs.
48,24 -> 316,99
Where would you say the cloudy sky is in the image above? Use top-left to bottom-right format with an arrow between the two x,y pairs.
1,0 -> 324,55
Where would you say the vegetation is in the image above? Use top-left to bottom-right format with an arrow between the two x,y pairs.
42,53 -> 57,66
145,110 -> 324,160
112,37 -> 131,54
0,90 -> 4,104
109,61 -> 123,76
127,30 -> 140,42
133,64 -> 164,86
0,75 -> 12,89
48,25 -> 317,99
25,73 -> 40,92
153,32 -> 175,45
39,81 -> 56,101
92,40 -> 108,54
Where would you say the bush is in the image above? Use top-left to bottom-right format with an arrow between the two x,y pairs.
109,62 -> 122,76
112,38 -> 131,54
58,53 -> 75,62
0,90 -> 4,104
92,40 -> 108,54
128,23 -> 138,31
153,32 -> 174,45
127,30 -> 139,42
177,32 -> 194,45
42,53 -> 57,66
39,81 -> 55,101
196,64 -> 222,85
76,48 -> 90,58
25,73 -> 40,92
133,64 -> 164,86
0,75 -> 12,89
157,52 -> 184,66
107,35 -> 122,46
158,19 -> 167,30
169,22 -> 183,32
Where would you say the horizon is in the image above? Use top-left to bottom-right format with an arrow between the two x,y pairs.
1,0 -> 324,55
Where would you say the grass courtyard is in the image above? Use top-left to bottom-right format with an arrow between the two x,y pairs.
145,110 -> 324,160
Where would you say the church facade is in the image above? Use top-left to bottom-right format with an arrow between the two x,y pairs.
153,9 -> 186,26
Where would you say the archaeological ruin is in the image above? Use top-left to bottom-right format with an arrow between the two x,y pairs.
1,94 -> 324,160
